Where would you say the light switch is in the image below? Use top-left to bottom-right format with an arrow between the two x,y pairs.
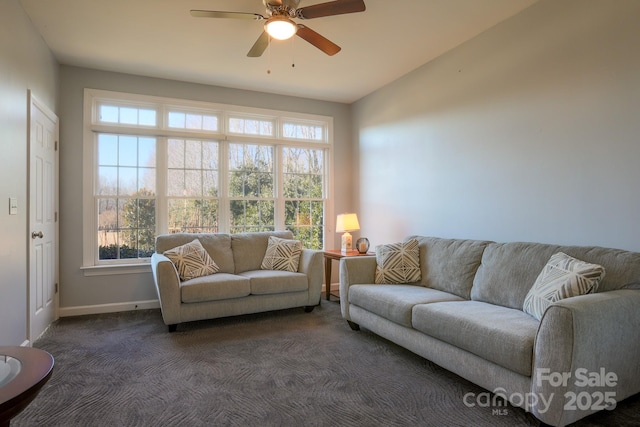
9,198 -> 17,215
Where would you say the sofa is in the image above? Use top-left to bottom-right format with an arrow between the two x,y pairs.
339,235 -> 640,427
151,231 -> 323,332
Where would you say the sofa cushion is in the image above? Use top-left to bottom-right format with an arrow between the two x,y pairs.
523,252 -> 605,320
471,241 -> 640,310
412,301 -> 539,376
231,231 -> 294,273
180,273 -> 250,303
348,284 -> 464,328
374,239 -> 421,284
156,233 -> 235,274
163,239 -> 219,281
260,236 -> 302,272
240,270 -> 308,295
471,242 -> 562,309
408,236 -> 492,299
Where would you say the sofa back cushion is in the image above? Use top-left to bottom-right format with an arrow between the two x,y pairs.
407,236 -> 493,299
471,242 -> 640,310
231,231 -> 294,273
156,233 -> 235,274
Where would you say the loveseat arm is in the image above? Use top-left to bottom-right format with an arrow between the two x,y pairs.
150,253 -> 182,326
339,256 -> 377,321
298,249 -> 323,305
531,289 -> 640,426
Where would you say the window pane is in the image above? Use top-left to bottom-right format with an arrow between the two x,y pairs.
168,199 -> 218,233
229,200 -> 274,232
98,197 -> 155,260
168,139 -> 185,168
118,136 -> 138,167
168,110 -> 219,132
203,115 -> 218,131
97,134 -> 156,196
168,112 -> 186,128
228,117 -> 274,137
167,169 -> 185,196
185,139 -> 201,169
285,200 -> 324,250
139,109 -> 156,126
98,104 -> 157,127
99,105 -> 119,123
118,167 -> 138,196
283,122 -> 324,141
228,143 -> 273,200
184,170 -> 202,196
98,134 -> 118,165
97,166 -> 118,195
167,139 -> 218,198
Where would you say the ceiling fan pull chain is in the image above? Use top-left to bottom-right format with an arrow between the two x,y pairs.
267,35 -> 272,74
292,36 -> 296,68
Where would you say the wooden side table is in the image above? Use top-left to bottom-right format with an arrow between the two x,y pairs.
323,249 -> 374,301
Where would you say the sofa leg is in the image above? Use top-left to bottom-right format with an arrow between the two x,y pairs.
304,306 -> 315,313
168,324 -> 177,333
347,320 -> 360,331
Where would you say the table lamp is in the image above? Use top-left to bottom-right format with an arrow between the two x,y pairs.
336,213 -> 360,253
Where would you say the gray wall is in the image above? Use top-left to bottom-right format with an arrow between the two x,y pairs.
58,66 -> 352,311
0,0 -> 59,345
352,0 -> 640,252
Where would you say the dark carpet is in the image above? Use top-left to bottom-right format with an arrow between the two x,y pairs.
13,300 -> 640,426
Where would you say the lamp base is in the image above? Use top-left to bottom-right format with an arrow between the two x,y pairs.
341,232 -> 353,253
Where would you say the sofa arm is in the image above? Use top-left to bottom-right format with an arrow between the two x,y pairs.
150,253 -> 182,326
339,256 -> 377,320
531,289 -> 640,426
299,249 -> 323,305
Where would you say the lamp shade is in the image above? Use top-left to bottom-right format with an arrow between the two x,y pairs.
336,213 -> 360,233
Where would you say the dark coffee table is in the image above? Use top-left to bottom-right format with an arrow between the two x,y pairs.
0,346 -> 54,426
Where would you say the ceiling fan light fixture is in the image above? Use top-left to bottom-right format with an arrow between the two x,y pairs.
265,16 -> 297,40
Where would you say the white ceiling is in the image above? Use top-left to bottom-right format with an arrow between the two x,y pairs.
20,0 -> 537,103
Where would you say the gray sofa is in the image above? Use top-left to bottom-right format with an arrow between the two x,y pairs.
151,231 -> 323,332
339,235 -> 640,427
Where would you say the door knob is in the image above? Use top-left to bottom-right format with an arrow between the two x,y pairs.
31,231 -> 44,239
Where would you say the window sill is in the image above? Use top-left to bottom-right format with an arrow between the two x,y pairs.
81,263 -> 152,277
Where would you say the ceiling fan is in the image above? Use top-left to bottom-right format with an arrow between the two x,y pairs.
190,0 -> 366,57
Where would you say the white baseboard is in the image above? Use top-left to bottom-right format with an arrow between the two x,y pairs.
59,299 -> 160,317
58,285 -> 338,318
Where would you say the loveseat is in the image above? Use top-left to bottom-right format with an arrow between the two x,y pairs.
151,231 -> 323,332
339,235 -> 640,426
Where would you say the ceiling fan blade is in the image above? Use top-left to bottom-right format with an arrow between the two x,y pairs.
247,31 -> 270,57
190,10 -> 265,20
296,25 -> 341,56
297,0 -> 365,19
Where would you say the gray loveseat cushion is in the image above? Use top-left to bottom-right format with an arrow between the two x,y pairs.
349,284 -> 464,328
412,300 -> 539,376
240,270 -> 308,295
231,231 -> 294,273
181,273 -> 250,303
156,233 -> 235,274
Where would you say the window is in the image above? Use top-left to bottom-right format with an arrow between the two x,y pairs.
83,89 -> 332,270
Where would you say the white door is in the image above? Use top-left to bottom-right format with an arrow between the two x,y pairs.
29,92 -> 59,342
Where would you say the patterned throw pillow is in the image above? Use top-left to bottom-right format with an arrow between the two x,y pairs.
261,236 -> 303,272
163,239 -> 219,281
523,252 -> 605,320
375,239 -> 422,284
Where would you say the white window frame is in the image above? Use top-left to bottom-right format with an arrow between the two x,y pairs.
81,89 -> 333,275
